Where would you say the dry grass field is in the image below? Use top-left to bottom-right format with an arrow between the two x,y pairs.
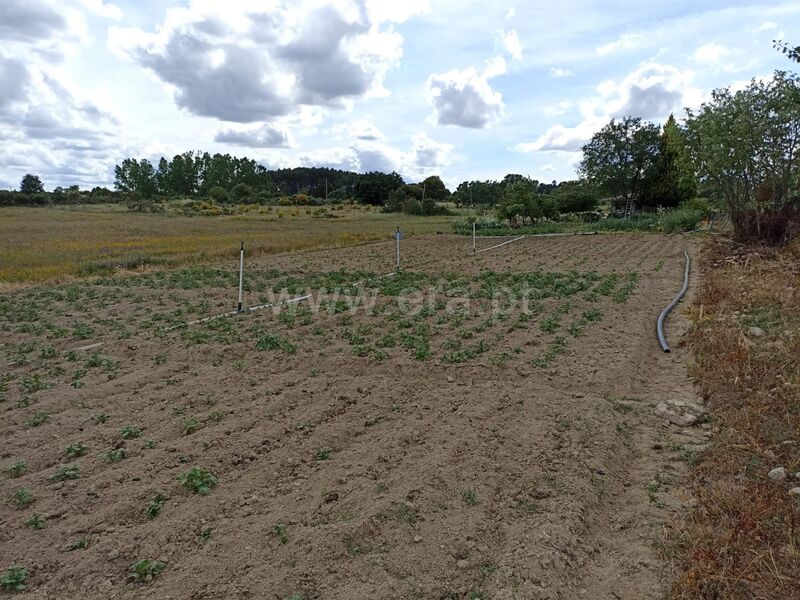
0,205 -> 455,285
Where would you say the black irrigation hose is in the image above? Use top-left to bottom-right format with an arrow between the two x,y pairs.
657,250 -> 690,353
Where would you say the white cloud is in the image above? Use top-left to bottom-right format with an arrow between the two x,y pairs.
214,123 -> 291,148
502,29 -> 523,61
330,119 -> 384,140
596,33 -> 641,55
77,0 -> 123,20
548,67 -> 574,78
753,21 -> 778,32
516,62 -> 703,152
693,43 -> 727,64
108,0 -> 421,123
543,100 -> 574,117
426,56 -> 505,128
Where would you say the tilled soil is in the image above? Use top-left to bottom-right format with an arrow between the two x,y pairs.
0,233 -> 705,599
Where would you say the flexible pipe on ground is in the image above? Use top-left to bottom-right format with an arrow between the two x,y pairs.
657,250 -> 690,353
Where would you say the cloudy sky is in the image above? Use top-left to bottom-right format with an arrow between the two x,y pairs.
0,0 -> 798,191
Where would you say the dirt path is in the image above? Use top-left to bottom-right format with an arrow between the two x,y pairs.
0,234 -> 703,599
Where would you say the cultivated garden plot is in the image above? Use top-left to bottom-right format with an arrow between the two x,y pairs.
0,234 -> 701,599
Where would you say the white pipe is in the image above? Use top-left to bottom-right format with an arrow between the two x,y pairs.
474,235 -> 526,254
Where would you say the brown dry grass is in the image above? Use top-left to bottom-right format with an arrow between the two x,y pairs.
670,237 -> 800,598
0,204 -> 456,285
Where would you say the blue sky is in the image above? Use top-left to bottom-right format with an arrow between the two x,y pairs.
0,0 -> 798,191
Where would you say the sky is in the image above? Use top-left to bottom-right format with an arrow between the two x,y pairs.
0,0 -> 798,192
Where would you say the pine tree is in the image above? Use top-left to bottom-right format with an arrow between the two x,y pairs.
645,115 -> 697,207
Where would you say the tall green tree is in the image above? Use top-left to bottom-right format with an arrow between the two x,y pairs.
353,171 -> 404,205
579,117 -> 660,202
421,175 -> 450,201
114,159 -> 158,198
549,181 -> 600,213
643,114 -> 697,207
685,71 -> 800,241
19,174 -> 44,194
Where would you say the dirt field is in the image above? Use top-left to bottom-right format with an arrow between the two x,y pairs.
0,233 -> 704,599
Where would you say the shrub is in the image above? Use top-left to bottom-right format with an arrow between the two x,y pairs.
208,186 -> 228,203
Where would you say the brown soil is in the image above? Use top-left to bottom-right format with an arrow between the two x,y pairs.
1,233 -> 704,599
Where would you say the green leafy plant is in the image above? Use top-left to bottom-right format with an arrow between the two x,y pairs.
313,447 -> 333,461
145,493 -> 168,519
64,442 -> 87,459
0,566 -> 27,592
120,425 -> 141,439
105,448 -> 125,463
25,514 -> 45,530
27,411 -> 50,427
65,539 -> 88,552
13,488 -> 33,508
273,522 -> 288,544
178,468 -> 218,495
131,559 -> 165,583
461,488 -> 479,506
183,417 -> 201,435
49,465 -> 80,481
6,461 -> 26,478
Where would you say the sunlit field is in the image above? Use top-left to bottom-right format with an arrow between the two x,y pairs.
0,204 -> 457,285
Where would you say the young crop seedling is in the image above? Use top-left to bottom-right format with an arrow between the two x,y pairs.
25,514 -> 45,530
49,465 -> 80,481
105,448 -> 125,463
131,559 -> 165,583
178,468 -> 218,495
92,413 -> 108,424
0,566 -> 27,592
183,417 -> 201,435
6,461 -> 26,478
20,374 -> 50,393
145,493 -> 168,519
461,488 -> 479,506
314,447 -> 333,461
26,411 -> 50,427
273,523 -> 289,544
63,443 -> 87,459
120,425 -> 141,439
64,539 -> 88,552
13,488 -> 33,509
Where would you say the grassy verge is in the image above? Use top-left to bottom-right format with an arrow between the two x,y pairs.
453,208 -> 705,236
670,237 -> 800,598
0,204 -> 455,285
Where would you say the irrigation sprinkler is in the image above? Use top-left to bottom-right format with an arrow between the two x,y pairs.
472,222 -> 476,253
237,241 -> 244,313
395,227 -> 402,271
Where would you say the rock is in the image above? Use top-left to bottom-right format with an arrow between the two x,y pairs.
107,549 -> 120,560
748,326 -> 765,337
768,467 -> 788,482
789,487 -> 800,496
654,400 -> 706,427
456,559 -> 469,570
447,376 -> 455,383
413,535 -> 422,543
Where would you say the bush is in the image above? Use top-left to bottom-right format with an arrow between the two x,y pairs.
208,186 -> 228,203
230,183 -> 253,203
